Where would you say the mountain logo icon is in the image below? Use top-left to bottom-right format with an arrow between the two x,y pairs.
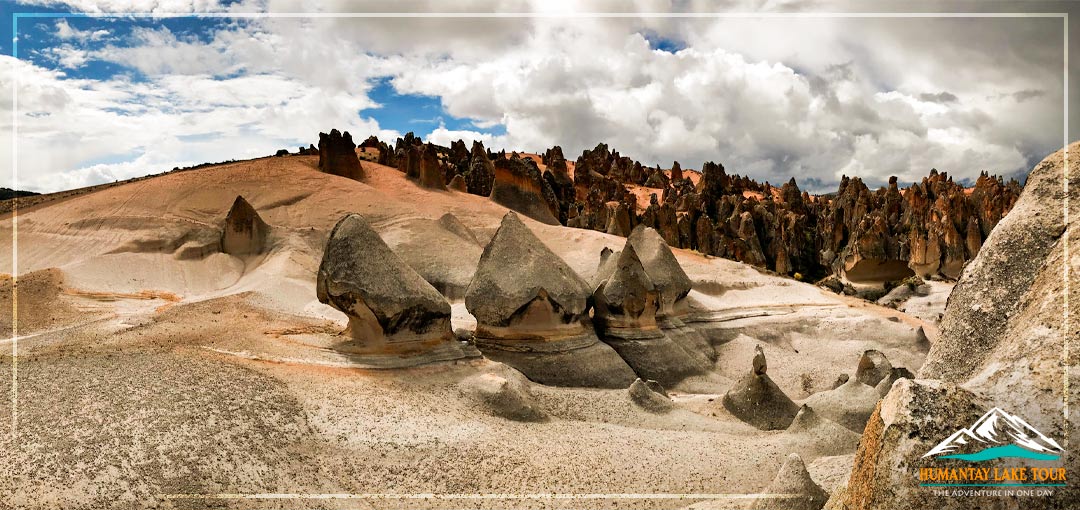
922,407 -> 1064,462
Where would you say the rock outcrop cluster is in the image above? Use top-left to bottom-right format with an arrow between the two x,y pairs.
346,133 -> 1020,282
317,129 -> 364,181
316,214 -> 475,364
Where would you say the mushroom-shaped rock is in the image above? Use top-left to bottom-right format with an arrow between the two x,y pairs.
748,453 -> 828,510
592,244 -> 712,385
317,214 -> 475,363
803,378 -> 882,432
626,225 -> 693,315
628,378 -> 674,413
221,195 -> 269,256
317,129 -> 364,181
721,346 -> 799,430
465,212 -> 635,388
855,349 -> 893,386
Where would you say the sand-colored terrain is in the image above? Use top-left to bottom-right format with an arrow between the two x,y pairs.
0,154 -> 934,509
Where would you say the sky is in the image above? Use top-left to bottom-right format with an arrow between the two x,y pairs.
0,0 -> 1074,193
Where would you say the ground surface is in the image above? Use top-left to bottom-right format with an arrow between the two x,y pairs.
0,154 -> 937,510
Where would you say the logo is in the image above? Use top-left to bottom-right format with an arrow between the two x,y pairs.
922,407 -> 1064,462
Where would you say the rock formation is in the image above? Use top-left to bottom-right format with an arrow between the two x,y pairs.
220,195 -> 269,256
418,144 -> 447,190
838,142 -> 1078,510
785,404 -> 862,457
628,378 -> 674,413
448,174 -> 467,192
853,350 -> 892,387
316,214 -> 475,364
721,346 -> 799,430
489,154 -> 560,225
803,378 -> 880,433
749,453 -> 829,510
465,141 -> 496,197
591,239 -> 712,386
459,367 -> 547,422
465,212 -> 636,388
317,129 -> 364,181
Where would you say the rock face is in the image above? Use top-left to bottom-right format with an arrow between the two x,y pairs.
750,453 -> 829,510
489,154 -> 560,225
317,129 -> 364,181
465,212 -> 636,388
418,144 -> 447,190
220,195 -> 269,256
316,214 -> 473,363
839,143 -> 1079,510
721,346 -> 799,430
465,141 -> 496,196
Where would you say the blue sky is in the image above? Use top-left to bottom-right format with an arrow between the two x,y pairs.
0,1 -> 1070,193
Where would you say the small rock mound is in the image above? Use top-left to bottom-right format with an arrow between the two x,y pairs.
749,453 -> 828,510
220,195 -> 270,256
465,212 -> 636,388
459,370 -> 546,422
785,405 -> 862,456
628,378 -> 674,413
317,129 -> 364,181
626,225 -> 693,315
316,214 -> 472,362
721,346 -> 799,430
803,378 -> 881,433
854,349 -> 893,386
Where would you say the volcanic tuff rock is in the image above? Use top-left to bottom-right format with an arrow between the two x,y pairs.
418,144 -> 447,190
489,154 -> 560,225
628,378 -> 674,413
591,240 -> 713,385
721,346 -> 800,430
839,142 -> 1080,510
316,214 -> 470,362
749,453 -> 829,510
803,378 -> 881,433
220,195 -> 269,256
853,350 -> 893,387
317,129 -> 364,181
465,212 -> 636,388
465,141 -> 496,197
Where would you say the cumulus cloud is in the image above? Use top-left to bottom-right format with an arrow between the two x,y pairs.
3,1 -> 1070,192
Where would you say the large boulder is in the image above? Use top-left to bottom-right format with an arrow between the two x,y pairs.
220,195 -> 269,256
317,129 -> 364,180
837,142 -> 1079,509
316,214 -> 474,364
465,212 -> 636,388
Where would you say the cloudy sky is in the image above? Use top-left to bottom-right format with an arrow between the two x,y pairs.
0,0 -> 1074,193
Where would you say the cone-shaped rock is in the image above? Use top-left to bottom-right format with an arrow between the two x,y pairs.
626,225 -> 692,315
221,195 -> 270,256
317,129 -> 364,181
465,212 -> 635,388
784,404 -> 862,457
592,243 -> 712,385
721,346 -> 799,430
748,453 -> 828,510
317,214 -> 474,364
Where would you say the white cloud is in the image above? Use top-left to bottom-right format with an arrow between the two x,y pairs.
4,2 -> 1068,193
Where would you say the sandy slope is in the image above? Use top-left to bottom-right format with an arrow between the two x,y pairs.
0,154 -> 932,509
